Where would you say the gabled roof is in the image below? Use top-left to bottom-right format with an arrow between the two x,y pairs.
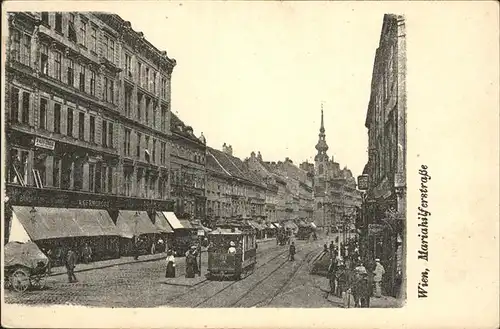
206,151 -> 231,177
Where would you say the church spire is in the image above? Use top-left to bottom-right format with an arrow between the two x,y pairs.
320,103 -> 325,133
315,103 -> 329,161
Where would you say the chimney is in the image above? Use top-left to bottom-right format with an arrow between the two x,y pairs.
257,151 -> 262,161
228,145 -> 233,155
251,151 -> 256,158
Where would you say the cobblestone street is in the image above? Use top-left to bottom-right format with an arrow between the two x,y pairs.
5,237 -> 399,308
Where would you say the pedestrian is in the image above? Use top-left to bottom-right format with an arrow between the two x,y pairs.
133,235 -> 140,260
352,261 -> 368,307
327,257 -> 337,295
185,246 -> 198,278
81,242 -> 92,264
165,250 -> 176,278
158,238 -> 165,253
65,246 -> 78,283
289,241 -> 296,261
373,258 -> 385,298
323,243 -> 328,254
336,262 -> 347,298
151,241 -> 156,255
46,248 -> 53,274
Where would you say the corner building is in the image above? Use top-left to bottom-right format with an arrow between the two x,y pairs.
361,14 -> 406,298
5,12 -> 176,256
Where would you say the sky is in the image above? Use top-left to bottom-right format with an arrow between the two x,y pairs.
113,2 -> 393,177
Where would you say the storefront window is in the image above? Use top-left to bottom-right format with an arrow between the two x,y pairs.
73,158 -> 84,190
8,149 -> 29,185
53,156 -> 61,187
89,163 -> 95,192
33,152 -> 47,188
61,157 -> 72,190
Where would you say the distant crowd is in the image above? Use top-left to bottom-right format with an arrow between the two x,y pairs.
323,237 -> 386,308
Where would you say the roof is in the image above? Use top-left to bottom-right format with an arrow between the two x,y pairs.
170,112 -> 204,145
207,147 -> 265,188
116,211 -> 159,238
12,206 -> 119,240
206,151 -> 231,177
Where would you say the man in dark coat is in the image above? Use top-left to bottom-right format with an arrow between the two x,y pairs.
327,258 -> 337,295
185,246 -> 198,278
133,235 -> 140,260
65,247 -> 78,283
289,241 -> 296,261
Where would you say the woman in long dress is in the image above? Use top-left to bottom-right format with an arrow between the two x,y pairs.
165,250 -> 176,278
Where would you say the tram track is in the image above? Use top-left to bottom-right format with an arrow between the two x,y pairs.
194,241 -> 324,308
162,246 -> 289,306
238,247 -> 321,308
190,247 -> 290,308
249,248 -> 323,307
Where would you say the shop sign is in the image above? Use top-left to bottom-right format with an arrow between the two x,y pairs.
197,229 -> 205,236
78,199 -> 111,209
34,137 -> 55,150
357,175 -> 369,190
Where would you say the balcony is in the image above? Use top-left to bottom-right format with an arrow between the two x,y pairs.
99,56 -> 122,74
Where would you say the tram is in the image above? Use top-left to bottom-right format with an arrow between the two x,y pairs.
207,225 -> 257,280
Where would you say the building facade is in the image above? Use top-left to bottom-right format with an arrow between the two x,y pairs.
309,109 -> 362,230
265,158 -> 314,223
169,113 -> 206,221
5,12 -> 176,241
205,145 -> 266,228
361,14 -> 406,298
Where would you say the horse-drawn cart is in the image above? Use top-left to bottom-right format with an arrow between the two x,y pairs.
4,241 -> 49,292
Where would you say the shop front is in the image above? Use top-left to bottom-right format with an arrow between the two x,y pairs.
10,206 -> 120,265
115,210 -> 160,256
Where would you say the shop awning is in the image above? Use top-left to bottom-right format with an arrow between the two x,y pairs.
272,222 -> 281,228
162,212 -> 185,230
310,222 -> 318,229
191,220 -> 212,233
154,212 -> 174,233
283,221 -> 298,230
248,220 -> 265,230
179,219 -> 193,229
116,211 -> 159,238
12,206 -> 119,240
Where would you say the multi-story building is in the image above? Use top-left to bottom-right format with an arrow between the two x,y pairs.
5,12 -> 175,254
245,152 -> 281,225
361,14 -> 406,298
309,109 -> 362,230
265,158 -> 314,223
205,145 -> 266,228
169,112 -> 206,222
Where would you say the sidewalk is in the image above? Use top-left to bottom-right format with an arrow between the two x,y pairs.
48,252 -> 169,277
49,238 -> 277,278
325,293 -> 401,308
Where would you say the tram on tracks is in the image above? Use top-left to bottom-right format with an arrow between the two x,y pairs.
207,224 -> 257,280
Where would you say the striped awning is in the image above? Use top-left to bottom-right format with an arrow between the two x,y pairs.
154,212 -> 174,233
